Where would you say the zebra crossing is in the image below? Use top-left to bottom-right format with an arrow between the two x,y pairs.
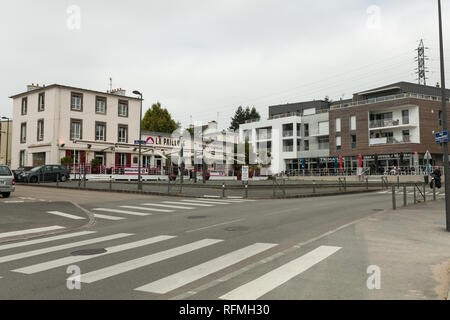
0,229 -> 341,299
42,198 -> 255,222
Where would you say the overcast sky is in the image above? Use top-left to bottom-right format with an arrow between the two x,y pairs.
1,0 -> 449,129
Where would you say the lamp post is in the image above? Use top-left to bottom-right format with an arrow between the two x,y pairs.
437,0 -> 450,232
133,90 -> 143,191
1,117 -> 11,166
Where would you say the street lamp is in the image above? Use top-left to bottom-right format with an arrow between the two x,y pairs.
133,90 -> 143,191
1,117 -> 11,166
437,0 -> 450,232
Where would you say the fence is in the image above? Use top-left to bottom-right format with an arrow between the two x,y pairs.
390,182 -> 441,210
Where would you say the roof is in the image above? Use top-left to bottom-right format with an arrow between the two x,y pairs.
9,84 -> 142,100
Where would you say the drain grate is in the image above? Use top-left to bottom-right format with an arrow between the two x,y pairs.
225,226 -> 249,232
71,248 -> 107,256
187,216 -> 207,219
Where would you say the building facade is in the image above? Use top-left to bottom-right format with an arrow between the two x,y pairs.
10,84 -> 142,170
0,120 -> 12,166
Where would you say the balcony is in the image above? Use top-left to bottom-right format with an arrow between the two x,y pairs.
369,119 -> 416,130
369,136 -> 412,146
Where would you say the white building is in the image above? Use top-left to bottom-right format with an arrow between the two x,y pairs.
10,84 -> 142,170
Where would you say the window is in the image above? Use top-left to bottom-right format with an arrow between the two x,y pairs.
118,153 -> 127,166
118,100 -> 128,117
21,97 -> 27,115
318,137 -> 329,150
282,139 -> 293,152
304,123 -> 309,137
402,110 -> 409,125
402,130 -> 410,143
95,122 -> 106,141
335,118 -> 341,132
19,150 -> 25,167
38,93 -> 45,111
296,123 -> 301,136
336,136 -> 341,150
350,116 -> 356,131
37,119 -> 44,141
20,123 -> 27,143
350,135 -> 357,150
71,92 -> 83,111
96,96 -> 107,114
118,125 -> 128,143
303,140 -> 309,151
70,119 -> 82,140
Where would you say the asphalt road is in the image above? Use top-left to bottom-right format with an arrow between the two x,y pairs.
0,185 -> 445,299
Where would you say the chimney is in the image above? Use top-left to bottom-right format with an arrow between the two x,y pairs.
27,83 -> 42,92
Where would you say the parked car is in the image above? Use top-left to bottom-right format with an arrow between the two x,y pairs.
0,165 -> 15,198
13,166 -> 33,182
21,165 -> 70,183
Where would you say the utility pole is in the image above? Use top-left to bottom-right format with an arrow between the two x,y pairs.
438,0 -> 450,232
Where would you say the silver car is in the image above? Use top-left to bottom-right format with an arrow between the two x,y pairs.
0,165 -> 15,198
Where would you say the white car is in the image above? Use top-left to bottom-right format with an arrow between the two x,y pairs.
0,165 -> 15,198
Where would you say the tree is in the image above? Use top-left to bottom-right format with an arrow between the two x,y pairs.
142,102 -> 178,133
229,106 -> 260,131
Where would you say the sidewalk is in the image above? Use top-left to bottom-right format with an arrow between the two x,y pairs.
317,199 -> 450,299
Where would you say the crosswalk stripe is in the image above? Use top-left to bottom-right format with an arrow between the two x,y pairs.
196,198 -> 244,203
0,226 -> 65,239
93,208 -> 149,216
135,243 -> 277,294
0,231 -> 96,252
120,206 -> 174,213
46,211 -> 86,220
181,200 -> 229,205
0,233 -> 132,264
163,201 -> 213,207
78,239 -> 223,284
220,245 -> 342,300
13,235 -> 175,274
94,214 -> 125,221
141,203 -> 195,210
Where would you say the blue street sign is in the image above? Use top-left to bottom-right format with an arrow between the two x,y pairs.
134,140 -> 146,145
435,130 -> 449,144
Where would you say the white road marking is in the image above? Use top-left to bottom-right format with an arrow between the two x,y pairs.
94,214 -> 125,221
141,203 -> 195,210
220,245 -> 342,300
46,211 -> 86,220
120,205 -> 174,213
135,243 -> 277,294
376,191 -> 389,194
93,208 -> 149,216
181,200 -> 229,205
4,200 -> 25,203
14,235 -> 175,274
0,231 -> 96,252
203,195 -> 221,198
19,197 -> 36,200
78,239 -> 223,283
163,201 -> 213,207
0,233 -> 132,264
0,226 -> 65,240
196,198 -> 244,203
185,219 -> 245,233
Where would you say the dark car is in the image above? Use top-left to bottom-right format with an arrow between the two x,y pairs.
21,165 -> 70,183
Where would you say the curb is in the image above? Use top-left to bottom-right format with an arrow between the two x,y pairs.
16,183 -> 380,200
0,201 -> 95,245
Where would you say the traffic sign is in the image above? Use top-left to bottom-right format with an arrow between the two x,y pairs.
424,150 -> 432,160
242,166 -> 249,181
134,140 -> 147,145
435,130 -> 449,144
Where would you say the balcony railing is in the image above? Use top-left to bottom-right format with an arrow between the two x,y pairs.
269,112 -> 301,120
370,136 -> 412,145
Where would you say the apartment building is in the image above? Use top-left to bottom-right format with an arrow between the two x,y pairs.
329,82 -> 450,172
9,84 -> 141,169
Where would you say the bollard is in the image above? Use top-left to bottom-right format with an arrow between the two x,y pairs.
272,179 -> 275,196
413,185 -> 417,204
222,183 -> 225,198
83,171 -> 86,189
392,185 -> 396,210
245,182 -> 248,198
109,176 -> 112,191
423,183 -> 426,202
338,178 -> 342,192
403,185 -> 407,207
433,181 -> 436,200
167,179 -> 170,194
344,177 -> 347,192
282,179 -> 286,196
397,176 -> 400,189
56,174 -> 59,187
313,180 -> 316,194
366,177 -> 368,191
